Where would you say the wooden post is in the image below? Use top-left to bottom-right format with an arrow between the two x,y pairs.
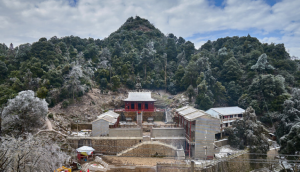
191,160 -> 195,172
189,143 -> 191,158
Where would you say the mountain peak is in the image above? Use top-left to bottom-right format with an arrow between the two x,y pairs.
118,16 -> 156,32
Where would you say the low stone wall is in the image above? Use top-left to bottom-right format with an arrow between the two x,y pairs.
156,151 -> 252,172
67,137 -> 142,155
70,123 -> 92,131
109,128 -> 142,137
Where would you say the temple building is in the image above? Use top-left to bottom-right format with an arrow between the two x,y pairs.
123,92 -> 156,112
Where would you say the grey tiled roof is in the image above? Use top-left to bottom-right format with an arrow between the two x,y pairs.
206,106 -> 245,116
123,92 -> 156,101
176,106 -> 218,121
92,110 -> 120,124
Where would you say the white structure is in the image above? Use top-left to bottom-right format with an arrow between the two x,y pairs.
205,106 -> 245,131
92,110 -> 120,137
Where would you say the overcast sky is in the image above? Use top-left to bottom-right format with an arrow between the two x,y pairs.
0,0 -> 299,57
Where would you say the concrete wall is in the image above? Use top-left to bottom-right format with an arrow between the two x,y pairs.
151,128 -> 185,138
151,138 -> 185,149
92,119 -> 109,136
109,128 -> 142,137
67,137 -> 142,155
194,116 -> 220,159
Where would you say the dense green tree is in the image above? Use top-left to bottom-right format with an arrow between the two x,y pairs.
111,75 -> 121,91
222,56 -> 243,81
186,85 -> 195,102
0,60 -> 8,77
37,87 -> 48,99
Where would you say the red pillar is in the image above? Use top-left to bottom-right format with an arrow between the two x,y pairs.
190,121 -> 192,141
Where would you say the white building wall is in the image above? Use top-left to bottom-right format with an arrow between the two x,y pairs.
92,119 -> 109,137
194,116 -> 220,159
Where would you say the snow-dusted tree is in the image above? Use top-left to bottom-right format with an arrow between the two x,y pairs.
0,134 -> 70,172
280,122 -> 300,155
251,53 -> 275,72
176,51 -> 187,67
225,106 -> 269,158
63,65 -> 86,100
276,88 -> 300,142
1,90 -> 48,135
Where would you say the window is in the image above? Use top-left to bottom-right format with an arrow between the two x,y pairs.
230,122 -> 232,125
138,103 -> 141,110
238,114 -> 243,117
225,123 -> 228,127
145,103 -> 148,109
230,115 -> 233,118
131,103 -> 134,109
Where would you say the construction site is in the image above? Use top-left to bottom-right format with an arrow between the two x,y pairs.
63,89 -> 275,172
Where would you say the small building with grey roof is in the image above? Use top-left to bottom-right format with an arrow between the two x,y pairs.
205,106 -> 245,131
92,110 -> 120,137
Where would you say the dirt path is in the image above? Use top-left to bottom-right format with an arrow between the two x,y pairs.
46,118 -> 53,130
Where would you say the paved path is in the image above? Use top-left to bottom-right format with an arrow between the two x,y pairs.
165,108 -> 173,123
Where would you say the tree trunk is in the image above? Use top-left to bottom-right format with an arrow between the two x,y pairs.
110,65 -> 111,84
144,65 -> 147,79
165,58 -> 167,92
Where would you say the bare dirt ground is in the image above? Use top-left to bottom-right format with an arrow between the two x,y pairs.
103,156 -> 185,166
47,88 -> 128,133
47,88 -> 186,134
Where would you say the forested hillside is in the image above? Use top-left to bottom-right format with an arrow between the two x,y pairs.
0,16 -> 300,147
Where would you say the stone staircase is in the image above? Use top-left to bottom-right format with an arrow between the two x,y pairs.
116,141 -> 179,157
137,111 -> 143,126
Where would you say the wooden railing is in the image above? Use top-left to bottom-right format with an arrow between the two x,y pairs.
185,133 -> 195,142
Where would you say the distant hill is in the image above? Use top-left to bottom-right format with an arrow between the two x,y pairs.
0,16 -> 299,120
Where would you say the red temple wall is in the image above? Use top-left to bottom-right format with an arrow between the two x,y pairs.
124,101 -> 155,112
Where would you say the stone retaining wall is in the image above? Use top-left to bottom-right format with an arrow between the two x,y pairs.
67,137 -> 142,155
70,123 -> 92,131
119,141 -> 177,157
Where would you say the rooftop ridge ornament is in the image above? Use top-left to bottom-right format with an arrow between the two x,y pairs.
135,74 -> 142,92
